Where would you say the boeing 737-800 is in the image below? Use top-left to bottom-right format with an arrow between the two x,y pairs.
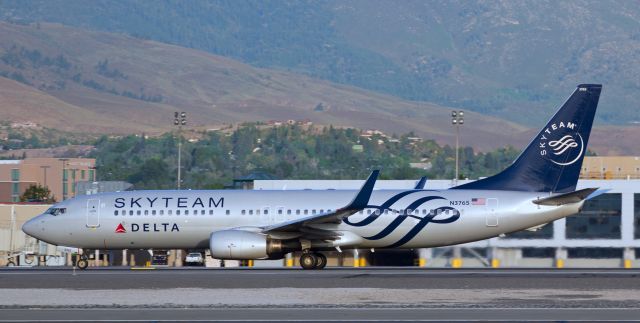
23,84 -> 602,269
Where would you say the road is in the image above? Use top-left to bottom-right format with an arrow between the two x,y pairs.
1,267 -> 639,321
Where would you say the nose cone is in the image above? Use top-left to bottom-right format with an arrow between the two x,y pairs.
22,217 -> 40,239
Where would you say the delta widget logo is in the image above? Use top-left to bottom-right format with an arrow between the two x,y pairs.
538,121 -> 584,166
115,223 -> 126,233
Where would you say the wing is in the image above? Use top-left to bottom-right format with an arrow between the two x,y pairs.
262,170 -> 379,235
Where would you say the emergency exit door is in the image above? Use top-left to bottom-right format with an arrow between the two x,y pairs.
485,198 -> 498,227
86,199 -> 100,228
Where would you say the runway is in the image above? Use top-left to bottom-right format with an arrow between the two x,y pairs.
1,267 -> 640,321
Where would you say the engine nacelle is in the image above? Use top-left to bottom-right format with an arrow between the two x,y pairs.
209,230 -> 300,260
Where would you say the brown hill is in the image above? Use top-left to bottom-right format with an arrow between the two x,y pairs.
0,22 -> 636,154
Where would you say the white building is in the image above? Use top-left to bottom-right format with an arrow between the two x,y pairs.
255,179 -> 639,268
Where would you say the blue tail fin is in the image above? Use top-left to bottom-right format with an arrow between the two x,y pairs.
453,84 -> 602,193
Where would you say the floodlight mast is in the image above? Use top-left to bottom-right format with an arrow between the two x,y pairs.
174,112 -> 187,189
451,111 -> 464,185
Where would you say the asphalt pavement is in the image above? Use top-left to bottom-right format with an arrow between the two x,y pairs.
1,267 -> 639,321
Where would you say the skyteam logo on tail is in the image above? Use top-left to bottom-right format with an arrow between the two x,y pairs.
538,121 -> 584,166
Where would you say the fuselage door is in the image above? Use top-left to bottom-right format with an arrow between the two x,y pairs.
261,206 -> 271,224
276,206 -> 285,223
86,198 -> 101,228
485,198 -> 498,227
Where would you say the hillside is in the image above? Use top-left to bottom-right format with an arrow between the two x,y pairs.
0,22 -> 528,151
1,1 -> 639,125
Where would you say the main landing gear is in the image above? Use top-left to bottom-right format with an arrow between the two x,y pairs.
76,254 -> 89,270
299,251 -> 327,270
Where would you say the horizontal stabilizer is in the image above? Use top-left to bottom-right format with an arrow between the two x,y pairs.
532,187 -> 598,206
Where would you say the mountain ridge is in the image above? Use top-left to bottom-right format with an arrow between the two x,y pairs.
2,0 -> 639,125
0,22 -> 527,151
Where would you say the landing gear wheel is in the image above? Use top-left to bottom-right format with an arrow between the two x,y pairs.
300,253 -> 318,270
76,259 -> 88,270
6,261 -> 15,267
314,253 -> 327,269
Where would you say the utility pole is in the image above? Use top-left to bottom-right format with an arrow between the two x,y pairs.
174,112 -> 187,189
451,111 -> 464,185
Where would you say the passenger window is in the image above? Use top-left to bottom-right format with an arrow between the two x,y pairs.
202,210 -> 206,215
304,210 -> 308,215
296,210 -> 300,215
209,210 -> 213,215
264,209 -> 269,215
256,209 -> 260,215
168,210 -> 172,215
249,210 -> 253,215
185,210 -> 189,215
144,210 -> 149,216
320,209 -> 324,213
152,210 -> 156,216
114,210 -> 118,216
278,209 -> 283,215
312,209 -> 316,214
176,210 -> 181,215
226,210 -> 230,215
367,210 -> 372,215
242,210 -> 246,215
287,210 -> 292,215
160,210 -> 164,216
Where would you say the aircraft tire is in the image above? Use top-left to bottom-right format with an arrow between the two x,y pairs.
6,261 -> 15,267
299,253 -> 317,270
77,259 -> 89,270
314,253 -> 327,269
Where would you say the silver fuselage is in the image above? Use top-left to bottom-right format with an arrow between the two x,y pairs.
23,189 -> 582,250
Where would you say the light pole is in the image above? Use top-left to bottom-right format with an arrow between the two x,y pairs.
451,111 -> 464,184
174,112 -> 187,190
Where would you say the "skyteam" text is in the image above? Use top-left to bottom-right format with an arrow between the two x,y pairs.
114,197 -> 224,209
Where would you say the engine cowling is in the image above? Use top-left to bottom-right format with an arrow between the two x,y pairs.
209,230 -> 300,260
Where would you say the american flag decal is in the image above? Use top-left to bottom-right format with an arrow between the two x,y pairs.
472,198 -> 486,205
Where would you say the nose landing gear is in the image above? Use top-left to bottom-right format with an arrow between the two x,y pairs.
299,252 -> 327,270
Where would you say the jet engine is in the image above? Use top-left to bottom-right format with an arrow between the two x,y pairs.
209,230 -> 300,260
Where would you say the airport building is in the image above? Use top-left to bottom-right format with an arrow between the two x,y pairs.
2,156 -> 640,268
0,158 -> 96,202
254,176 -> 640,268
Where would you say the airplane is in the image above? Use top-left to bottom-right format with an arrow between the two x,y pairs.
23,84 -> 602,270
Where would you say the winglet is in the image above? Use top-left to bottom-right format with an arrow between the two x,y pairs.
414,176 -> 427,189
344,170 -> 379,210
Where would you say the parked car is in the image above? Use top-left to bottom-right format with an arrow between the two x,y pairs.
185,252 -> 204,266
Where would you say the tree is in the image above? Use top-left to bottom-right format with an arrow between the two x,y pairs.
20,184 -> 56,203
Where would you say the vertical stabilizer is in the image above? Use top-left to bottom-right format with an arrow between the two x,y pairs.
453,84 -> 602,193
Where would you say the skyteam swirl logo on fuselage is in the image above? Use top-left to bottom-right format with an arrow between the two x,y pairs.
538,121 -> 584,166
343,191 -> 460,248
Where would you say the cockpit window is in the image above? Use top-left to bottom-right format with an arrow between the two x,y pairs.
45,207 -> 66,216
